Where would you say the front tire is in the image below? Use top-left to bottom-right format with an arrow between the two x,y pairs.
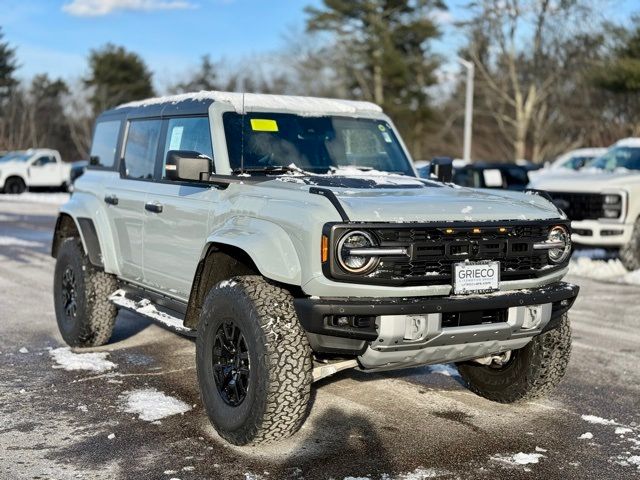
196,276 -> 313,445
456,314 -> 571,403
620,218 -> 640,271
53,238 -> 118,347
3,177 -> 26,194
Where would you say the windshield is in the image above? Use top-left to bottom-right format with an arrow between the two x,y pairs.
590,146 -> 640,171
0,151 -> 30,163
222,112 -> 414,176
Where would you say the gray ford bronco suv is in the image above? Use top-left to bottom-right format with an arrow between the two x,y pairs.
52,91 -> 579,446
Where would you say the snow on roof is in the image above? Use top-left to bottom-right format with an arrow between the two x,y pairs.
116,90 -> 383,116
614,137 -> 640,148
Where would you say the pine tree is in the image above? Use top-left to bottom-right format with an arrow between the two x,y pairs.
305,0 -> 445,158
171,54 -> 220,93
84,44 -> 154,113
0,26 -> 18,103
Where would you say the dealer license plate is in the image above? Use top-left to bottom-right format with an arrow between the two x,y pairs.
453,261 -> 500,295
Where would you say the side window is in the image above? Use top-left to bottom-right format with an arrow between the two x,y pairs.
90,120 -> 121,168
161,117 -> 213,179
33,156 -> 55,166
124,119 -> 162,180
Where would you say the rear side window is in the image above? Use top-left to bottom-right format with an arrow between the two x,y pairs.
162,117 -> 213,179
124,119 -> 162,180
90,120 -> 121,168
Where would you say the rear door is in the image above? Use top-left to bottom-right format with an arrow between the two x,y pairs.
104,118 -> 162,283
142,116 -> 216,300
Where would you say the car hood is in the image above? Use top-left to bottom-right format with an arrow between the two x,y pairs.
0,160 -> 28,170
271,174 -> 563,222
528,169 -> 640,192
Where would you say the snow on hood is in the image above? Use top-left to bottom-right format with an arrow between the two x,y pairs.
269,175 -> 562,222
529,169 -> 640,191
117,90 -> 382,116
331,185 -> 562,222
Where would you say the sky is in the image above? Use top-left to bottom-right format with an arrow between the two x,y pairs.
2,0 -> 639,94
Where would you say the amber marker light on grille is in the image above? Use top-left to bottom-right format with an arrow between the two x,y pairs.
445,228 -> 454,234
499,227 -> 507,233
321,235 -> 329,263
472,228 -> 482,234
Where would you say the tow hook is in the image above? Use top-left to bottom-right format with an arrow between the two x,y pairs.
473,351 -> 512,367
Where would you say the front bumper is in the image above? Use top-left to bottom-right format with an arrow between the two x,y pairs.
572,219 -> 633,247
294,282 -> 579,359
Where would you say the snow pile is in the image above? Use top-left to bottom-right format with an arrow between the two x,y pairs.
49,347 -> 116,372
491,452 -> 545,466
120,388 -> 191,422
581,414 -> 619,426
117,90 -> 382,116
579,432 -> 594,439
568,252 -> 640,285
0,236 -> 42,247
0,193 -> 70,204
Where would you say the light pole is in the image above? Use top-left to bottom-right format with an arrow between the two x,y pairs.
456,57 -> 474,164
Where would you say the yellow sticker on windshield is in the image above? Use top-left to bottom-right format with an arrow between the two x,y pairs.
250,119 -> 279,132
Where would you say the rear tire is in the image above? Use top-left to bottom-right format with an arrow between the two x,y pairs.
53,238 -> 118,347
456,314 -> 571,403
196,276 -> 313,445
3,177 -> 26,194
620,218 -> 640,271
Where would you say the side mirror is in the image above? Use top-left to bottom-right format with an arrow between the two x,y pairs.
429,156 -> 453,183
165,150 -> 212,182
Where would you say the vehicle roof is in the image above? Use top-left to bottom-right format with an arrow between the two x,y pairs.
614,137 -> 640,148
100,91 -> 383,120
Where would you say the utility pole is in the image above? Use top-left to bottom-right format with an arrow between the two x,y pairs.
456,58 -> 474,163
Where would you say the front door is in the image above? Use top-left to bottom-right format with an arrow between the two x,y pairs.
142,116 -> 216,300
104,118 -> 162,283
29,155 -> 60,186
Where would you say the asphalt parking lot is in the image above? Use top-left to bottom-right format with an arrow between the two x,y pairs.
1,195 -> 639,480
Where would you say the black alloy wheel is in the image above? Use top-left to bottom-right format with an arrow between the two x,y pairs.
212,321 -> 250,407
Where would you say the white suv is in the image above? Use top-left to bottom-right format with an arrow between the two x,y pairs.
529,138 -> 640,269
0,148 -> 71,194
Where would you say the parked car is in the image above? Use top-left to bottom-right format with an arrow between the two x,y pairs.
0,149 -> 71,194
51,91 -> 578,446
452,162 -> 539,191
529,137 -> 640,269
547,148 -> 607,171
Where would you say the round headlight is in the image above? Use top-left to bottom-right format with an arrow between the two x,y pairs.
337,230 -> 379,274
548,225 -> 571,264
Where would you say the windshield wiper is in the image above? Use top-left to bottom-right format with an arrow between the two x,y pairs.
232,165 -> 308,175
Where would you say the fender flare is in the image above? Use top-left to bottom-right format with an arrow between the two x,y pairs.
204,216 -> 302,285
56,192 -> 120,274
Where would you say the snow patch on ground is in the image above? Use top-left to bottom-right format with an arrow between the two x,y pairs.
568,256 -> 640,285
0,236 -> 43,247
49,347 -> 116,372
425,364 -> 460,378
0,193 -> 69,205
109,290 -> 192,332
579,432 -> 593,439
491,452 -> 545,466
615,427 -> 633,435
581,414 -> 619,425
119,388 -> 191,422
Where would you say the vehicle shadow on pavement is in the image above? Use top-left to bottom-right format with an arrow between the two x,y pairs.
108,311 -> 153,344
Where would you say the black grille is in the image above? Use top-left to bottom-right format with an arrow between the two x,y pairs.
441,309 -> 507,328
545,192 -> 603,220
363,224 -> 554,286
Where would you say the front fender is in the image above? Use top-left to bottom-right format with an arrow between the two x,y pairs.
205,216 -> 302,285
59,192 -> 120,275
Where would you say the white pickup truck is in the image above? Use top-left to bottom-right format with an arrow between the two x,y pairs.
0,149 -> 71,194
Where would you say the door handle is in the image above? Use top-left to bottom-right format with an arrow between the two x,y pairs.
145,201 -> 163,213
104,194 -> 118,206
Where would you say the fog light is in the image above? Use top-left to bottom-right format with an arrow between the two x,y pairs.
335,316 -> 350,327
